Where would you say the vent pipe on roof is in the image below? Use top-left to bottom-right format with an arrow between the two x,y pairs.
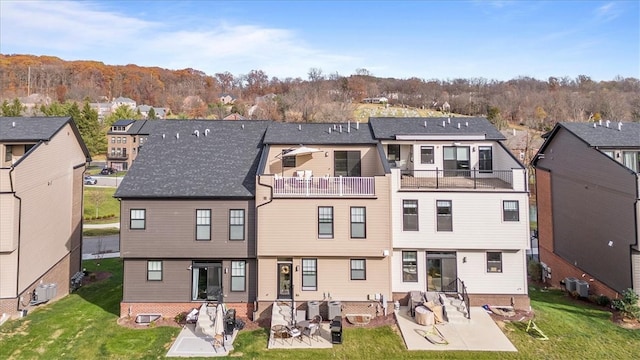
618,122 -> 622,131
162,134 -> 165,139
205,129 -> 210,136
424,121 -> 427,128
593,123 -> 597,128
333,124 -> 337,130
298,124 -> 302,131
12,121 -> 15,127
176,133 -> 180,139
194,130 -> 199,137
599,119 -> 602,126
348,121 -> 351,133
356,121 -> 360,130
447,117 -> 451,124
329,127 -> 332,134
513,128 -> 516,136
465,121 -> 468,127
457,123 -> 460,129
241,124 -> 245,129
605,120 -> 610,128
442,120 -> 446,127
339,125 -> 343,133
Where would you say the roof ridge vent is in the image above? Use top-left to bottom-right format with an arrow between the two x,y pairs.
205,128 -> 210,136
193,130 -> 199,137
617,122 -> 622,131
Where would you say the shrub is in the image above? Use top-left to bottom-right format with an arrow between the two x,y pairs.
612,288 -> 640,319
595,294 -> 612,307
528,260 -> 542,282
174,312 -> 187,324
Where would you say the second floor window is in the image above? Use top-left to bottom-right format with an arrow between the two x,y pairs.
479,146 -> 493,173
503,200 -> 519,222
122,137 -> 127,144
318,206 -> 334,238
117,137 -> 121,143
436,200 -> 452,231
334,151 -> 361,177
622,151 -> 640,172
403,200 -> 418,231
350,207 -> 366,238
196,209 -> 211,240
302,258 -> 317,291
387,144 -> 400,162
420,146 -> 434,164
111,137 -> 115,143
282,149 -> 296,168
130,209 -> 146,229
229,209 -> 245,240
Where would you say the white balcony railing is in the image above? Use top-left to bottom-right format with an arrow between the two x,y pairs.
273,176 -> 375,197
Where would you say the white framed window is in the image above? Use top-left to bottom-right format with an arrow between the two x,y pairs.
302,258 -> 317,291
350,259 -> 366,280
229,209 -> 245,240
487,252 -> 502,273
503,200 -> 519,222
403,200 -> 418,231
350,207 -> 366,238
318,206 -> 334,238
420,146 -> 434,164
130,209 -> 146,229
147,260 -> 162,281
436,200 -> 452,231
402,251 -> 418,282
196,209 -> 211,240
231,261 -> 246,291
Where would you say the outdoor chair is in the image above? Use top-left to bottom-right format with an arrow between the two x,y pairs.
287,325 -> 302,344
302,320 -> 321,344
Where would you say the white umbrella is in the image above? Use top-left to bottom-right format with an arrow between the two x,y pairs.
282,146 -> 322,157
213,304 -> 225,338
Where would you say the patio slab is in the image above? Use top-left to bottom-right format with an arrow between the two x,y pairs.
268,300 -> 334,350
166,324 -> 237,357
396,306 -> 517,352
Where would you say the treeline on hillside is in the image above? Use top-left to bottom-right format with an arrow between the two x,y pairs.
1,54 -> 639,130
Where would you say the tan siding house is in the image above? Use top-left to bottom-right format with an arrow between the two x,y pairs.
0,117 -> 90,318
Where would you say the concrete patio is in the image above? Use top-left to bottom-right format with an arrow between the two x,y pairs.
166,323 -> 237,357
268,300 -> 334,350
395,306 -> 517,352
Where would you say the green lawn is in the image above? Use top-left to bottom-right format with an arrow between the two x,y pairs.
1,259 -> 639,359
84,187 -> 119,223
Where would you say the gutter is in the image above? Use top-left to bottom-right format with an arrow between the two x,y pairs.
8,166 -> 23,311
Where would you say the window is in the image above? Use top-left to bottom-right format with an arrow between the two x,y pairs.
117,137 -> 121,144
302,258 -> 317,290
192,262 -> 222,300
229,209 -> 245,240
130,209 -> 146,229
282,149 -> 296,167
231,261 -> 246,291
350,207 -> 366,238
196,209 -> 211,240
387,144 -> 400,162
623,151 -> 640,172
147,261 -> 162,281
350,259 -> 366,280
318,206 -> 334,238
402,251 -> 418,282
122,137 -> 127,144
436,200 -> 452,231
111,136 -> 115,144
403,200 -> 418,231
503,200 -> 519,221
479,146 -> 493,173
334,151 -> 361,177
420,146 -> 434,164
5,145 -> 12,162
487,252 -> 502,273
110,148 -> 116,156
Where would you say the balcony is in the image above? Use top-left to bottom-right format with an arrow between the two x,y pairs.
273,176 -> 375,197
400,168 -> 526,191
107,153 -> 129,160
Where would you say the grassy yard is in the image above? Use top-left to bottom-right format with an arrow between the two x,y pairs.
84,187 -> 119,223
1,259 -> 639,359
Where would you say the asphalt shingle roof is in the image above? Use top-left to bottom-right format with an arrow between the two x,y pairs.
368,117 -> 506,140
115,120 -> 270,199
0,117 -> 71,142
559,122 -> 640,147
263,121 -> 377,145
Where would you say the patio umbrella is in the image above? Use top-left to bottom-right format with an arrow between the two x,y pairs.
281,146 -> 322,157
213,304 -> 225,338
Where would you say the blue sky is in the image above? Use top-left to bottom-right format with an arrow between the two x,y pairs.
1,1 -> 638,81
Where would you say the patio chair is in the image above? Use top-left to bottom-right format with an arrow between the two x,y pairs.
287,325 -> 302,344
302,320 -> 321,344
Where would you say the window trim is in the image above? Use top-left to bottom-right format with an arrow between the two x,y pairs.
387,144 -> 400,162
229,209 -> 245,241
436,200 -> 453,232
487,252 -> 503,273
301,258 -> 318,291
147,260 -> 162,281
230,261 -> 246,292
420,146 -> 434,164
282,149 -> 296,168
318,206 -> 334,239
350,259 -> 366,280
403,200 -> 419,231
350,207 -> 366,239
402,251 -> 418,282
502,200 -> 520,222
130,209 -> 146,230
196,209 -> 211,241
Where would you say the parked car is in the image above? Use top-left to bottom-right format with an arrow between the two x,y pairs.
84,176 -> 97,185
100,167 -> 116,175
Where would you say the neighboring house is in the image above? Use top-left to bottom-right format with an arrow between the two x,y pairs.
254,121 -> 393,321
362,97 -> 388,104
500,128 -> 544,165
111,97 -> 137,111
115,120 -> 270,320
369,117 -> 531,310
106,119 -> 151,171
136,105 -> 168,119
223,113 -> 247,121
533,121 -> 640,299
218,94 -> 236,105
89,102 -> 112,121
0,117 -> 90,317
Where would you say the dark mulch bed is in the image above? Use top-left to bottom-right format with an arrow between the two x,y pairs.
81,271 -> 112,285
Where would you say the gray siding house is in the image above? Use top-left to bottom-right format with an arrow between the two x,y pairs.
533,121 -> 640,299
115,120 -> 270,320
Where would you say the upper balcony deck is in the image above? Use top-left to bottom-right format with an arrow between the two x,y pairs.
272,175 -> 376,198
397,168 -> 527,192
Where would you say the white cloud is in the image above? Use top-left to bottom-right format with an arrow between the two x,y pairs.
594,2 -> 622,22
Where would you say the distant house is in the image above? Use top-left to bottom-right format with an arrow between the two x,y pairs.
218,94 -> 236,105
89,102 -> 112,121
0,116 -> 90,318
500,128 -> 544,163
362,97 -> 388,104
136,105 -> 167,119
223,113 -> 246,121
112,97 -> 137,111
533,121 -> 640,299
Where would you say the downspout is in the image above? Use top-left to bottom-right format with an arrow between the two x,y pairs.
8,166 -> 23,311
254,174 -> 274,318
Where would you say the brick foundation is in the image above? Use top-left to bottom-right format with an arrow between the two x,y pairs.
119,302 -> 255,321
0,253 -> 74,318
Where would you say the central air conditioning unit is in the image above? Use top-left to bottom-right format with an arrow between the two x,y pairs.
576,280 -> 589,298
565,277 -> 578,292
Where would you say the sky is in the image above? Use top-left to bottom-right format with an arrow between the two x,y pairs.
1,1 -> 638,82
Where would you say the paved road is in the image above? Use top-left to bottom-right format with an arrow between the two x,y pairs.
83,235 -> 119,258
85,175 -> 123,188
